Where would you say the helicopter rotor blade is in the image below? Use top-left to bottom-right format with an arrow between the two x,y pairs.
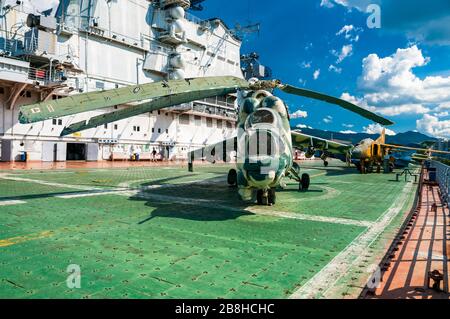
19,76 -> 249,124
278,84 -> 394,126
60,87 -> 240,136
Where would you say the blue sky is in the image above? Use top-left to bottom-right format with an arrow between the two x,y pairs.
195,0 -> 450,138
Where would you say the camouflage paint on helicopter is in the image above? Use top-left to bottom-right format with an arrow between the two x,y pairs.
234,90 -> 300,204
19,76 -> 394,205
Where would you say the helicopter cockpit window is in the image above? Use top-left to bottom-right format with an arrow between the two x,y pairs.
249,110 -> 275,126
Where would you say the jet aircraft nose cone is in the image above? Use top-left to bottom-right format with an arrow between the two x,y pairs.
351,147 -> 362,159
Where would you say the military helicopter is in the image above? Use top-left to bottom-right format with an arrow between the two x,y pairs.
19,76 -> 393,206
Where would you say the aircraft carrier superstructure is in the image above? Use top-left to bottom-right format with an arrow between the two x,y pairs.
0,0 -> 243,162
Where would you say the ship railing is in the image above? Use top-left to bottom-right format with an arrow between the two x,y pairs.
168,102 -> 193,112
23,35 -> 38,54
0,37 -> 21,55
429,160 -> 450,205
27,67 -> 49,83
81,24 -> 145,49
168,100 -> 237,119
193,100 -> 237,119
149,41 -> 171,54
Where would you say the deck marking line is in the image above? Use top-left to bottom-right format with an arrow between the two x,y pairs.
0,174 -> 99,191
0,231 -> 53,248
247,208 -> 374,227
55,189 -> 130,199
0,200 -> 26,206
289,181 -> 415,299
128,191 -> 373,227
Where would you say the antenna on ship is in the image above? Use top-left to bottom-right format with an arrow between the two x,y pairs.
189,0 -> 206,11
240,52 -> 272,80
230,22 -> 260,42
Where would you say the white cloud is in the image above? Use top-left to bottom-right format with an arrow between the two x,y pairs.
340,130 -> 357,134
340,46 -> 450,125
333,44 -> 353,64
340,93 -> 430,117
434,111 -> 449,118
342,123 -> 354,128
363,123 -> 396,136
336,25 -> 362,42
328,65 -> 342,74
416,114 -> 450,138
296,124 -> 313,129
436,102 -> 450,111
320,0 -> 335,8
340,92 -> 373,110
319,0 -> 379,12
377,104 -> 431,116
322,1 -> 450,46
323,115 -> 333,124
291,110 -> 308,119
300,61 -> 312,69
298,78 -> 307,86
313,69 -> 321,80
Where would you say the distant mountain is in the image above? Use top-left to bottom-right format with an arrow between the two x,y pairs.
389,131 -> 438,146
293,128 -> 437,146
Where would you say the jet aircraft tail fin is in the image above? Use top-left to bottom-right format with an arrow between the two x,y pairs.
376,128 -> 386,145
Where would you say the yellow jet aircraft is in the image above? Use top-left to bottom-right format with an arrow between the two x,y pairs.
350,129 -> 450,173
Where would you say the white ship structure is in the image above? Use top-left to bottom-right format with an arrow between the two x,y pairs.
0,0 -> 246,162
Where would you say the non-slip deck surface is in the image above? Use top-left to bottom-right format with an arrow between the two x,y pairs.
0,161 -> 417,298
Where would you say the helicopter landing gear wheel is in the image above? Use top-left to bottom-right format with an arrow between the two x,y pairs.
227,169 -> 237,187
299,173 -> 310,191
268,188 -> 276,206
256,190 -> 269,206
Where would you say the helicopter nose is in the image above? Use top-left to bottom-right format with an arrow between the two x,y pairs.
243,128 -> 283,175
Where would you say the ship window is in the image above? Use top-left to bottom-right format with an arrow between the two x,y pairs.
114,124 -> 118,130
206,118 -> 213,128
194,116 -> 201,126
205,97 -> 216,104
95,81 -> 105,90
166,129 -> 168,134
217,120 -> 223,128
179,114 -> 190,125
133,126 -> 140,132
158,110 -> 161,115
52,119 -> 57,125
158,128 -> 161,133
217,96 -> 227,106
58,119 -> 63,126
104,124 -> 108,129
226,121 -> 232,129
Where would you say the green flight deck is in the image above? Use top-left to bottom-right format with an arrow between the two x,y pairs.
0,161 -> 418,299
